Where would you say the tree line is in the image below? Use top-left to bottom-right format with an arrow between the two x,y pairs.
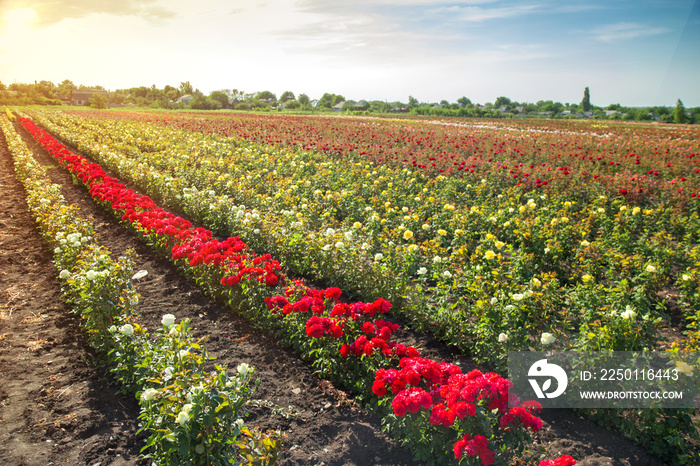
1,80 -> 697,124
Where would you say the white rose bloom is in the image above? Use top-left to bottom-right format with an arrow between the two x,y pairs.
498,333 -> 509,342
161,314 -> 176,327
176,410 -> 190,426
59,270 -> 70,280
119,324 -> 134,336
417,267 -> 428,275
512,293 -> 524,301
443,271 -> 452,278
237,363 -> 250,376
335,241 -> 344,249
541,333 -> 556,345
141,388 -> 159,401
374,253 -> 384,261
86,270 -> 97,281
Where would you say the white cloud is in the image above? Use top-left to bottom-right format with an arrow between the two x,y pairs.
592,22 -> 671,42
426,4 -> 541,22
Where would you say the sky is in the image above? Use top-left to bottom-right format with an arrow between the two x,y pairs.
0,0 -> 698,107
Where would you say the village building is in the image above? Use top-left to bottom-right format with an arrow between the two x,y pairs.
71,88 -> 109,106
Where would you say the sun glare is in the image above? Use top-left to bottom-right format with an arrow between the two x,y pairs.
5,8 -> 36,25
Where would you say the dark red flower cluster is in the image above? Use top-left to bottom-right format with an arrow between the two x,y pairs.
19,117 -> 283,289
538,455 -> 577,466
264,283 -> 417,363
305,316 -> 343,338
373,357 -> 543,461
499,406 -> 543,432
391,387 -> 432,417
453,434 -> 495,465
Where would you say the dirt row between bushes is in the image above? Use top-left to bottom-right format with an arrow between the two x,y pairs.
0,118 -> 663,465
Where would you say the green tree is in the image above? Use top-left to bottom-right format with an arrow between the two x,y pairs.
319,93 -> 334,108
332,94 -> 345,107
163,85 -> 180,101
581,87 -> 591,112
673,99 -> 689,124
408,95 -> 419,108
89,92 -> 108,109
494,96 -> 512,108
110,91 -> 126,105
190,93 -> 221,110
279,91 -> 295,103
457,96 -> 472,107
210,90 -> 230,109
285,100 -> 301,109
256,90 -> 277,102
179,81 -> 194,95
298,93 -> 310,105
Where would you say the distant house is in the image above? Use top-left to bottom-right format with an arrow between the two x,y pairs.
176,94 -> 193,105
605,110 -> 621,117
560,110 -> 572,116
71,88 -> 109,106
333,101 -> 345,112
514,106 -> 524,113
310,100 -> 320,108
354,100 -> 369,111
56,93 -> 71,104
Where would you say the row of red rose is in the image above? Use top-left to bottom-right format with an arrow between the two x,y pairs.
19,116 -> 574,466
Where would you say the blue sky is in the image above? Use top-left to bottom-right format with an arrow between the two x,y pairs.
0,0 -> 698,106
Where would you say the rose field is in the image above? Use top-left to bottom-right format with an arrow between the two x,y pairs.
1,107 -> 699,465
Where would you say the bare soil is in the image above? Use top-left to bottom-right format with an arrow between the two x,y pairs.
0,121 -> 666,465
